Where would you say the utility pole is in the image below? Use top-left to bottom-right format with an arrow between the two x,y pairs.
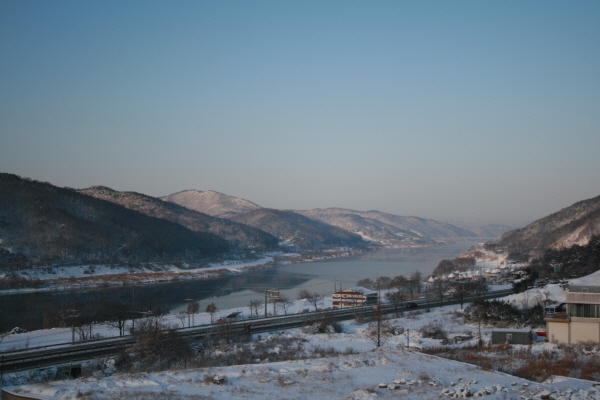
131,285 -> 136,333
67,309 -> 79,342
185,298 -> 193,327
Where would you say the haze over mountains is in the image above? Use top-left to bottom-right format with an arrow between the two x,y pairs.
14,172 -> 600,269
161,190 -> 496,247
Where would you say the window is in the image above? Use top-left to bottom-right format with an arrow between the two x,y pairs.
506,333 -> 513,341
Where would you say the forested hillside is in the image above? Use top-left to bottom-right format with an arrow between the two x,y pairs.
499,194 -> 600,256
79,186 -> 279,251
0,174 -> 229,266
529,234 -> 600,280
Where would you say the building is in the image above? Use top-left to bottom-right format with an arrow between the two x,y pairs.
332,287 -> 378,309
545,285 -> 600,344
491,329 -> 536,345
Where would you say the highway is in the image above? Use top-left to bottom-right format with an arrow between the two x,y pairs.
0,288 -> 514,374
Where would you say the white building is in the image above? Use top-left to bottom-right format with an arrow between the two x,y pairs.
332,287 -> 378,309
545,285 -> 600,344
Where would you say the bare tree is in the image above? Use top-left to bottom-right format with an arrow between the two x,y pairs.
104,301 -> 130,337
206,302 -> 217,323
297,288 -> 312,300
131,318 -> 192,369
187,300 -> 200,315
406,271 -> 422,298
390,275 -> 407,289
365,309 -> 394,347
176,311 -> 187,328
249,299 -> 263,318
374,276 -> 392,290
186,300 -> 199,326
431,279 -> 449,308
307,292 -> 323,311
386,288 -> 406,316
277,295 -> 293,315
356,278 -> 374,290
449,281 -> 473,309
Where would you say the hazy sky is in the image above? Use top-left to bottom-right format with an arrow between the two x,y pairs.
2,1 -> 599,227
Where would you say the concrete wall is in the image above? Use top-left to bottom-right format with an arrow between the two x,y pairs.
547,319 -> 600,344
571,319 -> 600,344
547,321 -> 570,344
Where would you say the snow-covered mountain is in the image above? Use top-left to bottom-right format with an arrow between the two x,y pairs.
80,186 -> 279,250
161,190 -> 262,219
499,194 -> 600,252
229,208 -> 366,249
296,208 -> 476,247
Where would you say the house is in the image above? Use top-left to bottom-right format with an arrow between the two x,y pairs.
491,329 -> 537,345
545,285 -> 600,344
332,287 -> 378,309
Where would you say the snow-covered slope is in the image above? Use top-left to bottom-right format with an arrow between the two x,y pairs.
296,208 -> 476,247
500,194 -> 600,251
7,347 -> 597,400
161,190 -> 262,218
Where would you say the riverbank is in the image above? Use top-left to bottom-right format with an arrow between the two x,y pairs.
0,247 -> 365,296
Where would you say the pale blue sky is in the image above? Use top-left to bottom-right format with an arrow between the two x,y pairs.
1,1 -> 599,227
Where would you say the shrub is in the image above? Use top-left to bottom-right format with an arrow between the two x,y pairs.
419,322 -> 447,340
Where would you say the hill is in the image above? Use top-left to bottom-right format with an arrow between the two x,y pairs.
499,194 -> 600,254
0,174 -> 229,265
79,187 -> 279,251
297,208 -> 476,247
229,208 -> 366,249
461,223 -> 513,238
161,190 -> 261,218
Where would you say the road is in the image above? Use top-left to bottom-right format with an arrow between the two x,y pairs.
0,288 -> 514,374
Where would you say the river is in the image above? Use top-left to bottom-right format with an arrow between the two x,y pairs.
0,241 -> 477,331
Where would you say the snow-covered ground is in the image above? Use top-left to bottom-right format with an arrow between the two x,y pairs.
3,273 -> 600,399
6,346 -> 598,400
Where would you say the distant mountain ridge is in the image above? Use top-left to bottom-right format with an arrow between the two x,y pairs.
296,208 -> 476,247
228,208 -> 366,249
163,192 -> 481,247
460,224 -> 513,238
79,186 -> 279,250
499,194 -> 600,252
161,190 -> 261,219
0,172 -> 530,268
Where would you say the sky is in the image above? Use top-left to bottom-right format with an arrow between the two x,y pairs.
1,1 -> 599,228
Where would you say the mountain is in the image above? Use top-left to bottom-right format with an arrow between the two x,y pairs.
79,187 -> 279,251
461,224 -> 513,238
499,194 -> 600,253
0,174 -> 229,265
228,209 -> 366,249
296,208 -> 477,247
161,190 -> 261,219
